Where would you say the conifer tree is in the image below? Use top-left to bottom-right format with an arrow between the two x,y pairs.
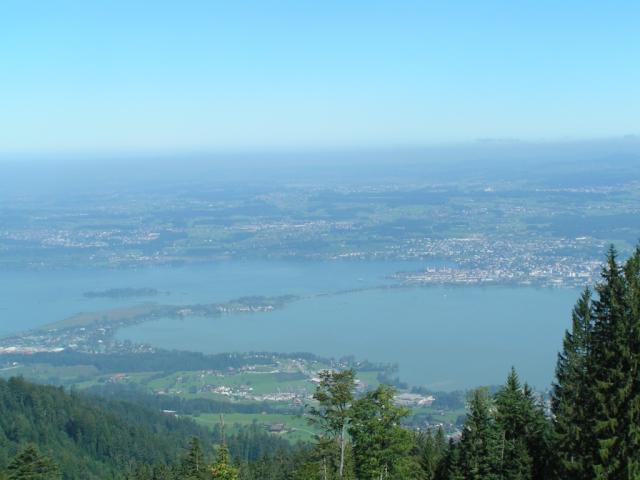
456,388 -> 500,480
520,384 -> 553,480
6,444 -> 60,480
551,246 -> 640,478
494,368 -> 533,480
210,443 -> 239,480
438,439 -> 463,480
590,246 -> 630,479
622,247 -> 640,479
181,437 -> 207,479
431,429 -> 451,480
552,288 -> 594,479
417,428 -> 448,479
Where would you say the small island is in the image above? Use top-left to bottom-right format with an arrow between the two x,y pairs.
83,287 -> 161,299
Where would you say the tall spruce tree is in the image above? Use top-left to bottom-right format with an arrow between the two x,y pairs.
590,246 -> 630,479
494,368 -> 533,480
210,443 -> 239,480
456,388 -> 501,480
417,428 -> 448,480
520,384 -> 553,480
622,247 -> 640,479
552,288 -> 594,479
181,437 -> 207,479
439,440 -> 463,480
552,246 -> 640,479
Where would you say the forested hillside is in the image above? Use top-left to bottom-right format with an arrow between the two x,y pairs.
0,376 -> 214,477
2,246 -> 640,479
0,378 -> 296,479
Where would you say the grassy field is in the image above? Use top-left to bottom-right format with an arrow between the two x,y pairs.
191,406 -> 464,445
143,370 -> 313,398
191,412 -> 317,443
0,363 -> 99,384
0,362 -> 368,401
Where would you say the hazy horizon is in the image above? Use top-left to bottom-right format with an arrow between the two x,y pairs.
1,135 -> 638,162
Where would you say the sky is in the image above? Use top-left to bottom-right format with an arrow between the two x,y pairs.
1,1 -> 639,153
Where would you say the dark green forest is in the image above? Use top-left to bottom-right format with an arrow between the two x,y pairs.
2,246 -> 640,479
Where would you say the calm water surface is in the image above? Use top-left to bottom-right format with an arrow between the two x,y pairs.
0,260 -> 405,334
0,261 -> 578,390
119,285 -> 577,390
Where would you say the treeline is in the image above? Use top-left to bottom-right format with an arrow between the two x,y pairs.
231,368 -> 550,480
0,377 -> 297,479
0,376 -> 208,478
119,368 -> 551,480
3,350 -> 386,377
1,351 -> 309,375
0,370 -> 543,480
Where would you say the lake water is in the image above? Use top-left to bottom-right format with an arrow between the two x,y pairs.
0,260 -> 407,334
0,261 -> 579,390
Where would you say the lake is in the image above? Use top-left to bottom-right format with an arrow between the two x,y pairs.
0,260 -> 407,334
0,260 -> 579,390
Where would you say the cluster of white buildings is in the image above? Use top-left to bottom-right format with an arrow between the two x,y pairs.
394,393 -> 436,407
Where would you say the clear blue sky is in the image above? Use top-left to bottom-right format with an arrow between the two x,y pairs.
1,1 -> 638,153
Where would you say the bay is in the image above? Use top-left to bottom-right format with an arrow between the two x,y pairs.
0,260 -> 408,335
0,261 -> 578,390
119,285 -> 577,390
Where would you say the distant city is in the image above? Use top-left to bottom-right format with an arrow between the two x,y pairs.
2,161 -> 638,289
